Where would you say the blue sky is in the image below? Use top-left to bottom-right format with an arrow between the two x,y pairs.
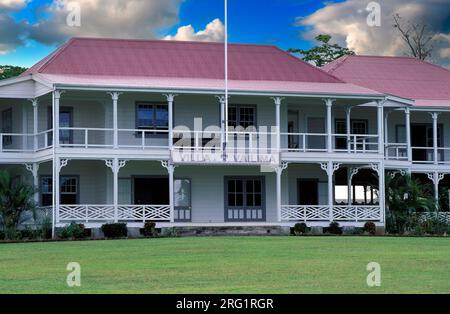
0,0 -> 448,68
0,0 -> 341,67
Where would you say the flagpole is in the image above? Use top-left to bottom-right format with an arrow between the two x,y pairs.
224,0 -> 228,145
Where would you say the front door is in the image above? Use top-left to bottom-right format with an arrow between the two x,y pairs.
298,179 -> 319,205
134,177 -> 169,205
225,177 -> 265,221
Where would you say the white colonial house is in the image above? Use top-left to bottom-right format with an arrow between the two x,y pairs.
0,38 -> 449,232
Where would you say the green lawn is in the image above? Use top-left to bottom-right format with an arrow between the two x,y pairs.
0,236 -> 449,293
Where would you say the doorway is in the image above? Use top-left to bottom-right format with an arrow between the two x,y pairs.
133,177 -> 169,205
297,179 -> 319,205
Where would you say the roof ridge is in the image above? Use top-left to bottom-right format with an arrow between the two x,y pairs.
273,46 -> 344,83
321,55 -> 350,74
70,36 -> 278,48
37,38 -> 76,73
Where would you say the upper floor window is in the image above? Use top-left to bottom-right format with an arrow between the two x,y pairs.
228,105 -> 256,129
1,108 -> 12,146
136,102 -> 168,130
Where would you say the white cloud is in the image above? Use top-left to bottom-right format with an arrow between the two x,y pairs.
296,0 -> 450,66
0,0 -> 29,10
29,0 -> 183,44
164,18 -> 225,42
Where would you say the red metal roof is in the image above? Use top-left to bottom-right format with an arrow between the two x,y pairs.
323,55 -> 450,106
24,37 -> 342,83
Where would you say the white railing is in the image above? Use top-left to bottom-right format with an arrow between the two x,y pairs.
281,205 -> 381,222
118,205 -> 171,221
281,205 -> 330,221
172,130 -> 278,164
59,127 -> 114,148
280,133 -> 379,153
418,211 -> 450,222
118,128 -> 169,150
385,143 -> 408,160
58,204 -> 171,223
280,132 -> 327,152
0,130 -> 54,152
332,133 -> 379,153
333,205 -> 381,221
59,205 -> 115,222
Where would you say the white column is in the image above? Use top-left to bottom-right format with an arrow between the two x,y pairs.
347,167 -> 352,205
33,164 -> 39,204
276,168 -> 282,222
113,159 -> 119,222
384,110 -> 389,147
273,97 -> 282,153
325,99 -> 334,153
378,162 -> 385,224
54,91 -> 63,148
405,107 -> 412,162
434,172 -> 439,206
31,99 -> 38,151
168,164 -> 175,223
432,112 -> 439,165
109,92 -> 120,149
327,162 -> 334,221
55,157 -> 61,223
346,107 -> 351,152
377,101 -> 384,155
164,94 -> 176,151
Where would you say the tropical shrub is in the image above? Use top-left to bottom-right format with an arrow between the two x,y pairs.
39,216 -> 53,239
292,223 -> 309,235
385,173 -> 435,234
363,222 -> 376,235
142,222 -> 157,237
0,170 -> 36,239
101,223 -> 127,238
58,223 -> 86,239
327,221 -> 342,235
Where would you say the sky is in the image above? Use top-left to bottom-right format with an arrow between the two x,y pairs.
0,0 -> 449,68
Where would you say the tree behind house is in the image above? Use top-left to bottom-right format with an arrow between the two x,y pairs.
0,65 -> 28,80
288,34 -> 355,67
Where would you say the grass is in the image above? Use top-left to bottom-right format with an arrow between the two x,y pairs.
0,236 -> 450,293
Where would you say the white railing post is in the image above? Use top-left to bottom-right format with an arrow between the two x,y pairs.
85,129 -> 88,148
0,135 -> 3,152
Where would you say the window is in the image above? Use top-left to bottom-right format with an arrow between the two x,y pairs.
228,105 -> 256,129
40,176 -> 78,206
225,177 -> 264,221
1,108 -> 12,146
47,107 -> 73,145
136,102 -> 168,130
41,177 -> 53,206
334,119 -> 368,150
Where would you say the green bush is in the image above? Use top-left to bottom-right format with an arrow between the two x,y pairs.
142,222 -> 157,237
58,223 -> 86,239
0,230 -> 4,240
19,227 -> 39,240
292,223 -> 309,235
327,221 -> 342,235
412,216 -> 449,236
363,222 -> 377,235
101,223 -> 127,238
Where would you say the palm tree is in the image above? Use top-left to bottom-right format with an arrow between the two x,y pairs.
385,173 -> 435,233
0,170 -> 36,239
